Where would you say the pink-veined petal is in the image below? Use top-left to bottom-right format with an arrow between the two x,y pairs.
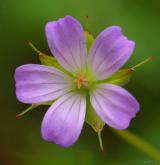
41,92 -> 86,147
88,26 -> 135,80
14,64 -> 73,104
45,16 -> 87,74
90,84 -> 139,129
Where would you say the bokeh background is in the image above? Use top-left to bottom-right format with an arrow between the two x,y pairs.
0,0 -> 160,164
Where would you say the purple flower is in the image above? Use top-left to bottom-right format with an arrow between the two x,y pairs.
14,16 -> 139,147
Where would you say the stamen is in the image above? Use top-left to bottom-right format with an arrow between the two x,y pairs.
16,104 -> 37,119
75,74 -> 88,89
86,16 -> 90,32
97,131 -> 104,153
130,56 -> 155,71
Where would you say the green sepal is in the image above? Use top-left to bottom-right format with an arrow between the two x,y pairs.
16,104 -> 38,118
39,54 -> 62,68
16,100 -> 56,118
84,32 -> 133,86
85,95 -> 105,132
28,41 -> 67,73
84,31 -> 94,53
39,99 -> 55,106
97,69 -> 133,86
39,54 -> 73,77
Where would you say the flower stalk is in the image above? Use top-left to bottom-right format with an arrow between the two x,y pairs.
97,131 -> 104,152
111,129 -> 160,161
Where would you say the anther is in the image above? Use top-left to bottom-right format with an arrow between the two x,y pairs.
75,74 -> 88,89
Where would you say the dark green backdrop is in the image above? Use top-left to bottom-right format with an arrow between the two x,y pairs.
0,0 -> 160,164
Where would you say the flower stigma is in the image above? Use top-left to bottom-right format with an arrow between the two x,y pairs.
74,73 -> 89,89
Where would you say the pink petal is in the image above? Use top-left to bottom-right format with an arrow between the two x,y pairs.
90,84 -> 139,129
45,16 -> 87,74
88,26 -> 135,80
41,92 -> 86,147
14,64 -> 73,104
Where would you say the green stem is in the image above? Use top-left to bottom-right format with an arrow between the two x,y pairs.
97,131 -> 104,152
111,129 -> 160,160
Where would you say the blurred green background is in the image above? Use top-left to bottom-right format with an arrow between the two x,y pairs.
0,0 -> 160,164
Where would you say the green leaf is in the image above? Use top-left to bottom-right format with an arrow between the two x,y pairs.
84,31 -> 94,53
85,95 -> 105,132
97,69 -> 133,86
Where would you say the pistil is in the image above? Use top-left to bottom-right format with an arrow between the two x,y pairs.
75,74 -> 88,89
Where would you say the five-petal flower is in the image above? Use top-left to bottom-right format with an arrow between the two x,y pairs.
14,16 -> 139,147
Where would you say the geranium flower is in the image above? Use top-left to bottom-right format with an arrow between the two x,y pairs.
14,16 -> 139,147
